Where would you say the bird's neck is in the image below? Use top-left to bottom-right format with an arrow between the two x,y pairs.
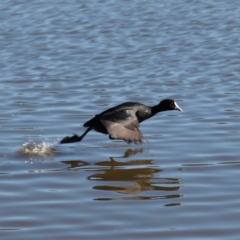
152,104 -> 166,116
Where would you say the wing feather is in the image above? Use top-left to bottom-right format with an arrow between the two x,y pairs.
100,109 -> 144,143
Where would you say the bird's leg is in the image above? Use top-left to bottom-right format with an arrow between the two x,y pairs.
60,127 -> 92,144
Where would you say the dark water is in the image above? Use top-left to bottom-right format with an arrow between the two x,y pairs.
1,0 -> 240,239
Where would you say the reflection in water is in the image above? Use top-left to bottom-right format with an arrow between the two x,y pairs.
62,148 -> 183,203
61,160 -> 89,169
91,159 -> 181,201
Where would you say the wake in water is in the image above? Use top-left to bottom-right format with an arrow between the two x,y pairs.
20,141 -> 56,155
19,140 -> 57,163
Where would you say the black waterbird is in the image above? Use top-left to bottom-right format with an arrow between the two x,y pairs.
60,99 -> 182,144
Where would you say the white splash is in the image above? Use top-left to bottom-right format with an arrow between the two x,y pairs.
20,141 -> 55,155
19,140 -> 57,163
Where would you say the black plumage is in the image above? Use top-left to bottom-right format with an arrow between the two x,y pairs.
60,99 -> 182,144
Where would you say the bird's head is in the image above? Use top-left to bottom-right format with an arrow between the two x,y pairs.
159,99 -> 183,112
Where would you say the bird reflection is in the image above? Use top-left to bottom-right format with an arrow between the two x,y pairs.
89,148 -> 182,201
60,148 -> 182,202
61,160 -> 89,169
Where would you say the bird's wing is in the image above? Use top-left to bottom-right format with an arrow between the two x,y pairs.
100,109 -> 144,143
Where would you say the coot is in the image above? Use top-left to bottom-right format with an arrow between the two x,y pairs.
60,99 -> 182,144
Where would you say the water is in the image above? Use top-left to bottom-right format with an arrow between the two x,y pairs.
1,0 -> 240,239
